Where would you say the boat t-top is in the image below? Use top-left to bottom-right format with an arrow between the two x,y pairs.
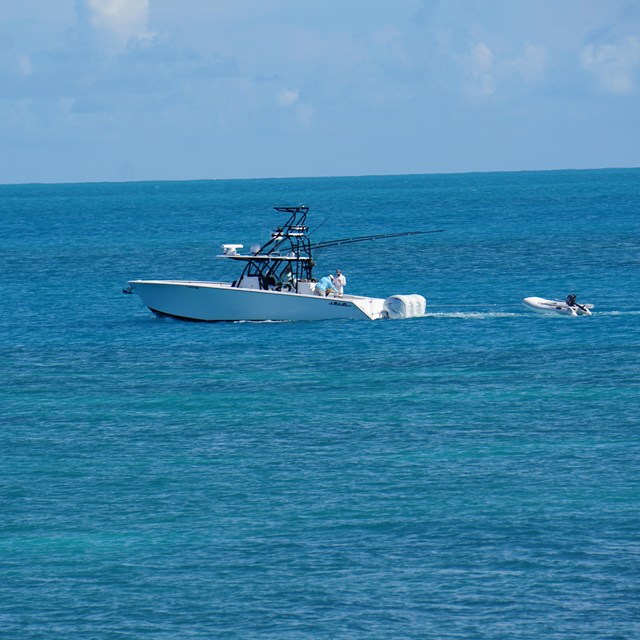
127,205 -> 441,322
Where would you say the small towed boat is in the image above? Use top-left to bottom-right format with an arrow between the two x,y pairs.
523,295 -> 594,316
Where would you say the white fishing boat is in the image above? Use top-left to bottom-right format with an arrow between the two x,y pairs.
523,295 -> 594,316
126,206 -> 441,322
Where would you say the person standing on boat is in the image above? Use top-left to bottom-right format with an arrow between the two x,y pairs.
315,275 -> 337,296
331,270 -> 346,297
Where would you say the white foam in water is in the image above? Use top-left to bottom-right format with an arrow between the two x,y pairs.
423,311 -> 521,319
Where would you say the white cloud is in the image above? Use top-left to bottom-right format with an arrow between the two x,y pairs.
511,43 -> 547,82
275,88 -> 314,127
465,43 -> 496,98
83,0 -> 155,54
277,88 -> 299,107
581,36 -> 640,95
469,43 -> 494,76
456,40 -> 548,101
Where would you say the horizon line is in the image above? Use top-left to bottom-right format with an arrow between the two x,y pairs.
1,165 -> 638,188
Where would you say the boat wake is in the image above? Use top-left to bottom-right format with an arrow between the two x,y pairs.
423,309 -> 640,319
234,319 -> 289,323
423,311 -> 521,319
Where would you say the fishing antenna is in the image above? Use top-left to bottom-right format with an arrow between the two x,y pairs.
310,229 -> 444,250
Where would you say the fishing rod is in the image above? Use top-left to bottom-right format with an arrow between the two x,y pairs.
309,218 -> 329,235
310,229 -> 445,250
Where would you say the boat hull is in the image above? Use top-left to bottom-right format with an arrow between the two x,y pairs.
129,280 -> 385,321
522,296 -> 593,316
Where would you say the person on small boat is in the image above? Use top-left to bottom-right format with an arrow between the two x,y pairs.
314,275 -> 337,296
331,270 -> 346,297
566,293 -> 588,313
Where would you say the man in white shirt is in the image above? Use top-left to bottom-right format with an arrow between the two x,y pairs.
331,270 -> 346,296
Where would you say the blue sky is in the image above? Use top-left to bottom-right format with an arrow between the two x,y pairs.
1,0 -> 639,183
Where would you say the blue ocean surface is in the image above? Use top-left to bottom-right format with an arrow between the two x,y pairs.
1,169 -> 639,639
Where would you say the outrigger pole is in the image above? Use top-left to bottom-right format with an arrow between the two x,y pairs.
310,229 -> 444,250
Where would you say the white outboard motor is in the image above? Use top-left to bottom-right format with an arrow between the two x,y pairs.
382,294 -> 427,319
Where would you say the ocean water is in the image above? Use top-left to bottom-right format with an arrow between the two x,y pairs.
1,169 -> 639,639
